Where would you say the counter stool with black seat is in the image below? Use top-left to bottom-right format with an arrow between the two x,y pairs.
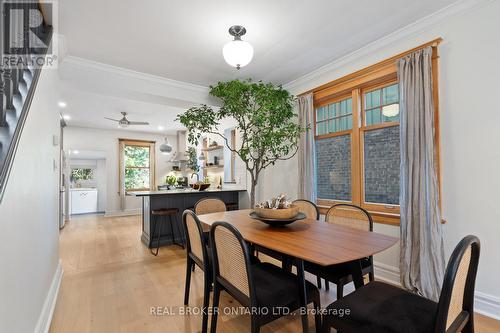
150,208 -> 184,256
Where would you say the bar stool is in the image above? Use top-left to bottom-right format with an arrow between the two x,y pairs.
150,208 -> 184,256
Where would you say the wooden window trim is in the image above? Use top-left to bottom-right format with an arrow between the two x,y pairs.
119,139 -> 156,193
309,39 -> 443,225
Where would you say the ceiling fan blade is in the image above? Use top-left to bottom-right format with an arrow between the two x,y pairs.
128,121 -> 150,125
104,117 -> 120,122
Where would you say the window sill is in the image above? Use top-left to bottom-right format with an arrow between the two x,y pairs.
318,205 -> 446,226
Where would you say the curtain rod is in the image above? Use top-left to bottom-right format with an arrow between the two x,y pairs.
298,37 -> 443,97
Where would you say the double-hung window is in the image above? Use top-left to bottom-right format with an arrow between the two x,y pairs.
313,41 -> 441,224
119,139 -> 155,192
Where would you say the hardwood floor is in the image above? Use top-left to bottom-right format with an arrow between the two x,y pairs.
50,214 -> 499,333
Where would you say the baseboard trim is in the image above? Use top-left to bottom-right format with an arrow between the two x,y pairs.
374,261 -> 400,285
34,260 -> 63,333
475,291 -> 500,320
104,208 -> 141,217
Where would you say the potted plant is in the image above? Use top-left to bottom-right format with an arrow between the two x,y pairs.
177,79 -> 305,207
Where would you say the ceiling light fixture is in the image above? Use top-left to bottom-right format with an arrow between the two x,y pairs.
63,114 -> 71,120
159,137 -> 173,155
58,101 -> 67,108
223,25 -> 254,70
158,125 -> 165,131
382,104 -> 400,117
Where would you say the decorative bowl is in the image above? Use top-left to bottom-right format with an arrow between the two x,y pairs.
190,183 -> 211,191
254,205 -> 299,220
249,211 -> 306,226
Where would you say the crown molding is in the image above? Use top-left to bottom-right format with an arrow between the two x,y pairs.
62,56 -> 210,94
284,0 -> 494,94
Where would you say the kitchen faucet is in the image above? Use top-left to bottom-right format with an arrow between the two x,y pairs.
191,173 -> 200,183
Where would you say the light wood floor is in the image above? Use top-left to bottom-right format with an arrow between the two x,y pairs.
50,214 -> 500,333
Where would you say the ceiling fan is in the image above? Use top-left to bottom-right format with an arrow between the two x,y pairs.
104,112 -> 149,128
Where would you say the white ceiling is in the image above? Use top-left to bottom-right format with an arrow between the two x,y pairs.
60,0 -> 458,86
57,0 -> 458,134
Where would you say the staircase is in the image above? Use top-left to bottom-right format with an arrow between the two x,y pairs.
0,0 -> 53,202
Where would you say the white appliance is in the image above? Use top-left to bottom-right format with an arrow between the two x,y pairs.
70,188 -> 98,215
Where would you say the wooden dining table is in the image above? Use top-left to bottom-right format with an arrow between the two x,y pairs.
198,209 -> 398,333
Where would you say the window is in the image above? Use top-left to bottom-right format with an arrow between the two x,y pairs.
70,168 -> 94,182
119,140 -> 155,192
311,40 -> 441,225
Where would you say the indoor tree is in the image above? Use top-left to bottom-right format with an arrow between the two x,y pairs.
177,79 -> 305,207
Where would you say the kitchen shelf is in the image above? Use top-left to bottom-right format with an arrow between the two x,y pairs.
203,165 -> 224,170
202,145 -> 224,152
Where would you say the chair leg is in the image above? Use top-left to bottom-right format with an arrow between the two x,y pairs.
169,215 -> 184,249
184,257 -> 192,305
250,316 -> 260,333
463,315 -> 474,333
336,283 -> 344,300
201,272 -> 211,333
313,297 -> 322,332
210,283 -> 221,333
369,266 -> 375,282
150,216 -> 161,256
321,315 -> 332,333
325,280 -> 330,291
192,261 -> 196,272
316,275 -> 322,289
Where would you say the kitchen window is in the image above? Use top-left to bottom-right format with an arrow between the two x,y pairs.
311,40 -> 441,224
119,139 -> 155,192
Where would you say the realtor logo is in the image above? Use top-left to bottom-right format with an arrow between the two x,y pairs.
1,0 -> 57,68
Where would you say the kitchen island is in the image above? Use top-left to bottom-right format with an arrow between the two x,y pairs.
129,188 -> 246,249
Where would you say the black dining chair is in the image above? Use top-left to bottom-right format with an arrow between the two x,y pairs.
209,221 -> 322,333
254,199 -> 321,273
182,210 -> 212,333
304,203 -> 374,298
321,235 -> 481,333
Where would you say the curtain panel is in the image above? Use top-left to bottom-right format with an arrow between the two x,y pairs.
297,93 -> 317,202
398,46 -> 445,301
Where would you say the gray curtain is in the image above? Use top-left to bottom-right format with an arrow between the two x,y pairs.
297,93 -> 317,202
398,46 -> 445,301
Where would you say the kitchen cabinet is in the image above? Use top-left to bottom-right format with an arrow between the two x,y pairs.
70,188 -> 98,214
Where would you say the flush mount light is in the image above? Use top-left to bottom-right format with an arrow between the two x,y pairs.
159,137 -> 173,155
63,114 -> 71,120
223,25 -> 254,70
382,104 -> 400,117
72,150 -> 79,155
158,125 -> 165,131
58,101 -> 67,108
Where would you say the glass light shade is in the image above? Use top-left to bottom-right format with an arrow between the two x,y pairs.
382,104 -> 400,117
223,39 -> 254,69
159,138 -> 172,155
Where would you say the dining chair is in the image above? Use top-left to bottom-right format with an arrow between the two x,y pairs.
321,235 -> 481,333
305,204 -> 374,298
209,221 -> 322,333
194,198 -> 227,215
182,210 -> 212,333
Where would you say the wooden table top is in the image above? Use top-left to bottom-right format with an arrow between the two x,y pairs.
198,209 -> 398,266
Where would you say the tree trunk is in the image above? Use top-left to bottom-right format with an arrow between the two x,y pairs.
250,182 -> 256,208
249,172 -> 259,208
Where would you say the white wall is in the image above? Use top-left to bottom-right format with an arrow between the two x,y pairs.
262,0 -> 500,315
64,127 -> 177,214
0,69 -> 61,331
